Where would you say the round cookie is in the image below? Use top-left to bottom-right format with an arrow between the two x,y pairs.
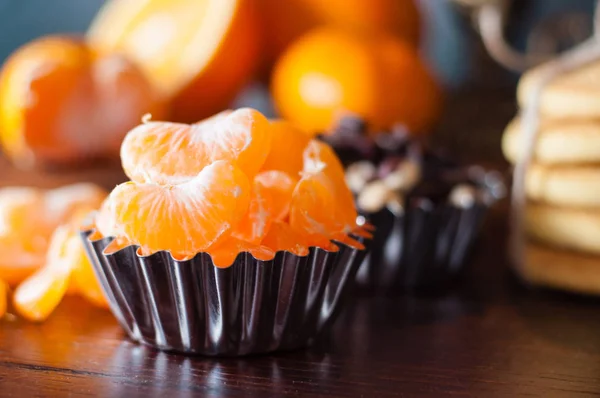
520,241 -> 600,295
525,164 -> 600,207
525,203 -> 600,255
517,60 -> 600,120
503,116 -> 600,165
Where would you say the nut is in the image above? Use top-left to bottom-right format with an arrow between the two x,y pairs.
345,161 -> 377,193
449,184 -> 477,208
383,159 -> 422,192
357,180 -> 394,213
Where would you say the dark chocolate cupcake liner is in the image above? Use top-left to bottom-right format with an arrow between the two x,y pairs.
81,231 -> 369,356
355,168 -> 504,292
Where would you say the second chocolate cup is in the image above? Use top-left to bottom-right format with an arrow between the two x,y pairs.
355,167 -> 503,292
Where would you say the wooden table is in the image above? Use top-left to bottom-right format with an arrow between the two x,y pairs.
3,93 -> 600,397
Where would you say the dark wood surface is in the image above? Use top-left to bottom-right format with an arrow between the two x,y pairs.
3,93 -> 600,397
3,202 -> 600,397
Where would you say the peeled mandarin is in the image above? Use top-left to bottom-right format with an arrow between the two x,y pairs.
260,120 -> 312,177
13,225 -> 72,322
95,198 -> 117,238
109,160 -> 251,257
255,170 -> 297,221
121,108 -> 272,184
207,237 -> 275,268
0,36 -> 163,168
261,221 -> 310,256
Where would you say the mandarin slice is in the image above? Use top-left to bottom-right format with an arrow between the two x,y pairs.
290,171 -> 342,237
231,179 -> 273,245
95,198 -> 116,238
13,225 -> 72,322
303,140 -> 357,229
260,120 -> 312,177
208,237 -> 275,268
121,108 -> 271,184
261,221 -> 310,256
110,160 -> 250,257
87,0 -> 260,122
255,171 -> 297,221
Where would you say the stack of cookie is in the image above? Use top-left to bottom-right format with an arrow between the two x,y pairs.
502,60 -> 600,295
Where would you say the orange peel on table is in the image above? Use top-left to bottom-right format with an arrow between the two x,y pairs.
87,0 -> 261,122
0,35 -> 164,168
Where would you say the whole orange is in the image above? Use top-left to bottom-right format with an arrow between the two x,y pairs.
271,28 -> 442,135
87,0 -> 261,123
259,0 -> 421,67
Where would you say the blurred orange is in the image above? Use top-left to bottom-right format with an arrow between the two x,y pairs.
0,36 -> 163,168
87,0 -> 261,123
272,28 -> 442,135
259,0 -> 421,69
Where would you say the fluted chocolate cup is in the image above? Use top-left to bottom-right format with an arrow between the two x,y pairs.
355,167 -> 504,292
81,231 -> 369,356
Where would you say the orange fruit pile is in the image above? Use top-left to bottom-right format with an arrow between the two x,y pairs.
0,183 -> 109,322
103,108 -> 365,267
0,36 -> 164,168
272,28 -> 442,136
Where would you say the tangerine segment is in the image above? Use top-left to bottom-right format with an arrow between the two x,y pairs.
121,108 -> 271,184
0,236 -> 46,287
110,160 -> 251,257
95,198 -> 116,237
0,187 -> 45,236
261,221 -> 309,256
208,237 -> 275,268
255,171 -> 297,221
13,225 -> 72,322
290,171 -> 342,237
303,140 -> 357,229
260,120 -> 312,177
231,180 -> 273,245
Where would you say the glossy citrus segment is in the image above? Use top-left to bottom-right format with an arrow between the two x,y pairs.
255,171 -> 297,221
260,120 -> 312,177
13,225 -> 72,322
110,160 -> 251,257
231,179 -> 273,245
121,108 -> 272,184
261,221 -> 310,256
208,237 -> 275,268
303,140 -> 357,229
